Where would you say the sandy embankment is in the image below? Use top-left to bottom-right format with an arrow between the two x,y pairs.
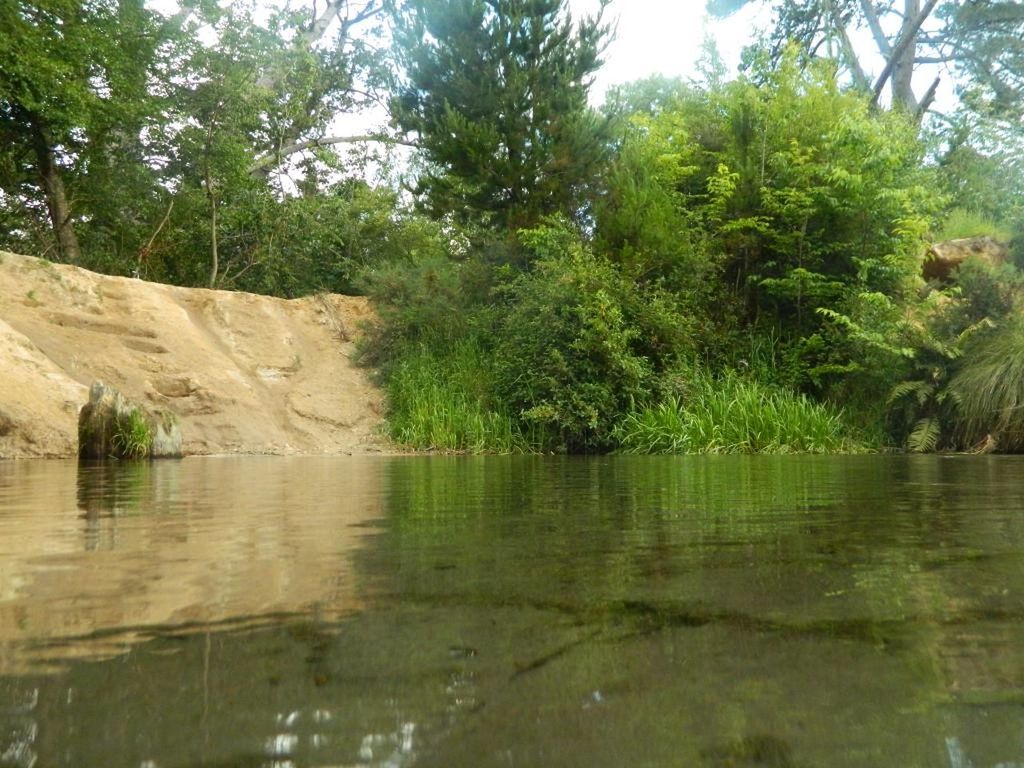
0,251 -> 388,458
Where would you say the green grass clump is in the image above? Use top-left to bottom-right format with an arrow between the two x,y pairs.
950,318 -> 1024,451
615,373 -> 862,454
112,408 -> 154,459
937,208 -> 1015,244
386,339 -> 535,453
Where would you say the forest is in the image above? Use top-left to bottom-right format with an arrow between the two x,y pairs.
3,0 -> 1024,454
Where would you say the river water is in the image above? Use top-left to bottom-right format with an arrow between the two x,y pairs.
1,455 -> 1023,767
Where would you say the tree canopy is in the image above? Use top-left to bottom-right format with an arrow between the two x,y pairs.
390,0 -> 612,231
0,0 -> 163,262
0,0 -> 391,290
707,0 -> 1024,121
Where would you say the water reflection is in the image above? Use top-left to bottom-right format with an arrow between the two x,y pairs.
362,456 -> 1024,767
0,457 -> 385,673
0,455 -> 1023,767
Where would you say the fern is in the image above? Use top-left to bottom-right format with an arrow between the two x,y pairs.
887,380 -> 930,406
908,417 -> 941,453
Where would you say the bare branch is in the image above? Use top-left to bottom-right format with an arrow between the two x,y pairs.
248,1 -> 389,171
916,75 -> 941,120
304,0 -> 349,47
859,0 -> 893,56
138,198 -> 175,271
334,2 -> 383,47
250,133 -> 420,174
871,0 -> 941,106
257,1 -> 384,88
832,11 -> 871,90
914,55 -> 957,64
347,87 -> 392,113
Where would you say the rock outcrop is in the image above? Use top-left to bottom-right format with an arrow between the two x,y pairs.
78,381 -> 183,459
0,251 -> 386,458
923,236 -> 1010,282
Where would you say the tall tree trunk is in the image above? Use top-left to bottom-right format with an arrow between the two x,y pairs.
205,167 -> 218,288
891,0 -> 920,111
30,117 -> 82,263
870,0 -> 941,113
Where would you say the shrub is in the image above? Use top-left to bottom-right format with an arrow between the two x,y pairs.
112,408 -> 154,460
492,221 -> 692,452
953,257 -> 1024,323
936,208 -> 1015,244
356,253 -> 496,376
881,252 -> 1022,452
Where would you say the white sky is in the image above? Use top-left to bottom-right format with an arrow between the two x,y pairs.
148,0 -> 954,109
571,0 -> 956,110
569,1 -> 769,99
147,0 -> 766,96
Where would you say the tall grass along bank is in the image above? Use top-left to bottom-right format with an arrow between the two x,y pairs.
385,340 -> 533,453
615,374 -> 863,455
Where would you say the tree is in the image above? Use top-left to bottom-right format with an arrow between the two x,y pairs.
390,0 -> 613,231
594,53 -> 942,404
493,219 -> 693,452
239,0 -> 388,180
0,0 -> 162,262
943,1 -> 1024,122
932,112 -> 1024,225
707,0 -> 1024,121
0,0 -> 394,290
159,0 -> 388,287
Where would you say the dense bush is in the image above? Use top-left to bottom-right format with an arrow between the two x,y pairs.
492,221 -> 693,452
347,50 -> 1023,456
134,182 -> 448,297
361,58 -> 965,454
592,55 -> 941,418
882,255 -> 1024,451
951,317 -> 1024,451
356,251 -> 496,376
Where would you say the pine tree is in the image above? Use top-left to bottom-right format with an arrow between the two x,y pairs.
391,0 -> 612,231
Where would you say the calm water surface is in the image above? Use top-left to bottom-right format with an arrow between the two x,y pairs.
1,455 -> 1023,767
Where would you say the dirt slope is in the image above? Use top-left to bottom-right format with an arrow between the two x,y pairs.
0,251 -> 387,458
